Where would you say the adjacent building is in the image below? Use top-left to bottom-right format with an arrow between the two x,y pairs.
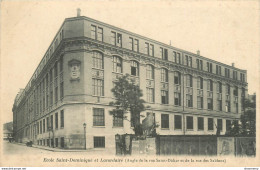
3,122 -> 13,140
12,12 -> 248,152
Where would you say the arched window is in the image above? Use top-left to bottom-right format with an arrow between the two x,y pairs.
207,79 -> 213,91
112,56 -> 122,73
161,68 -> 168,82
92,51 -> 103,69
186,74 -> 193,87
174,71 -> 181,85
146,65 -> 154,80
130,60 -> 139,76
197,77 -> 203,89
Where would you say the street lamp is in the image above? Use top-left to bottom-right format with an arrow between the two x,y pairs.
83,123 -> 86,150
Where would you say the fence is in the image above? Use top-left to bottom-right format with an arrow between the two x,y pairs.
116,135 -> 256,156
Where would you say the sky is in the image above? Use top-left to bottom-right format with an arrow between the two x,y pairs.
1,0 -> 259,124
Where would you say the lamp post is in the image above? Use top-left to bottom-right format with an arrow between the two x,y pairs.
83,123 -> 86,150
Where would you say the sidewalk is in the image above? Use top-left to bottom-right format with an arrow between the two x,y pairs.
13,142 -> 97,152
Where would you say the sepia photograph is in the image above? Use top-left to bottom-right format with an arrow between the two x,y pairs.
0,0 -> 259,168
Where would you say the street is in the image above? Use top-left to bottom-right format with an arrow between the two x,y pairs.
3,140 -> 52,155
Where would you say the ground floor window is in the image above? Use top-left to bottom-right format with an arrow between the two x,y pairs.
186,116 -> 193,130
208,118 -> 214,131
226,120 -> 231,132
174,115 -> 182,130
161,114 -> 169,129
217,119 -> 223,131
61,137 -> 64,148
94,137 -> 105,148
197,117 -> 204,130
47,139 -> 50,146
55,138 -> 58,147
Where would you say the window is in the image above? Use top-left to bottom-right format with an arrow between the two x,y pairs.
186,75 -> 192,87
161,68 -> 168,82
147,88 -> 154,103
198,117 -> 204,130
226,120 -> 231,132
174,72 -> 181,85
146,65 -> 154,79
145,43 -> 149,55
217,100 -> 222,111
60,137 -> 64,148
207,62 -> 212,73
97,27 -> 103,41
50,115 -> 53,130
130,61 -> 139,76
93,108 -> 105,126
55,112 -> 58,129
129,36 -> 139,51
186,55 -> 192,67
174,115 -> 182,129
217,82 -> 222,93
60,82 -> 64,99
134,39 -> 139,52
149,44 -> 154,57
55,138 -> 58,147
113,110 -> 123,127
111,31 -> 116,45
233,71 -> 238,80
160,47 -> 168,60
129,37 -> 133,50
186,116 -> 193,130
233,86 -> 238,96
40,121 -> 42,134
145,43 -> 154,56
226,101 -> 231,112
197,77 -> 203,89
174,52 -> 181,64
217,119 -> 223,131
92,79 -> 104,96
161,90 -> 168,104
226,84 -> 230,95
92,51 -> 103,69
216,65 -> 221,75
60,110 -> 64,128
91,25 -> 97,39
240,73 -> 245,82
207,80 -> 213,91
174,92 -> 181,106
47,117 -> 49,130
196,59 -> 203,70
55,86 -> 58,103
161,114 -> 169,129
197,96 -> 203,109
186,94 -> 193,107
112,56 -> 122,73
208,118 -> 214,131
207,98 -> 213,110
117,33 -> 122,47
94,137 -> 105,148
225,68 -> 230,78
43,119 -> 45,133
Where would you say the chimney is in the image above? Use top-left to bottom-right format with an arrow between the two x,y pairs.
197,50 -> 200,56
77,8 -> 81,17
232,63 -> 235,67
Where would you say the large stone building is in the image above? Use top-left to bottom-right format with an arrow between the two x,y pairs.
13,12 -> 248,152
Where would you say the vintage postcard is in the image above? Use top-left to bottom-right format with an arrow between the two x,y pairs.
0,0 -> 259,167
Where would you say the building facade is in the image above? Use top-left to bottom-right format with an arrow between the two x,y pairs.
13,13 -> 248,152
